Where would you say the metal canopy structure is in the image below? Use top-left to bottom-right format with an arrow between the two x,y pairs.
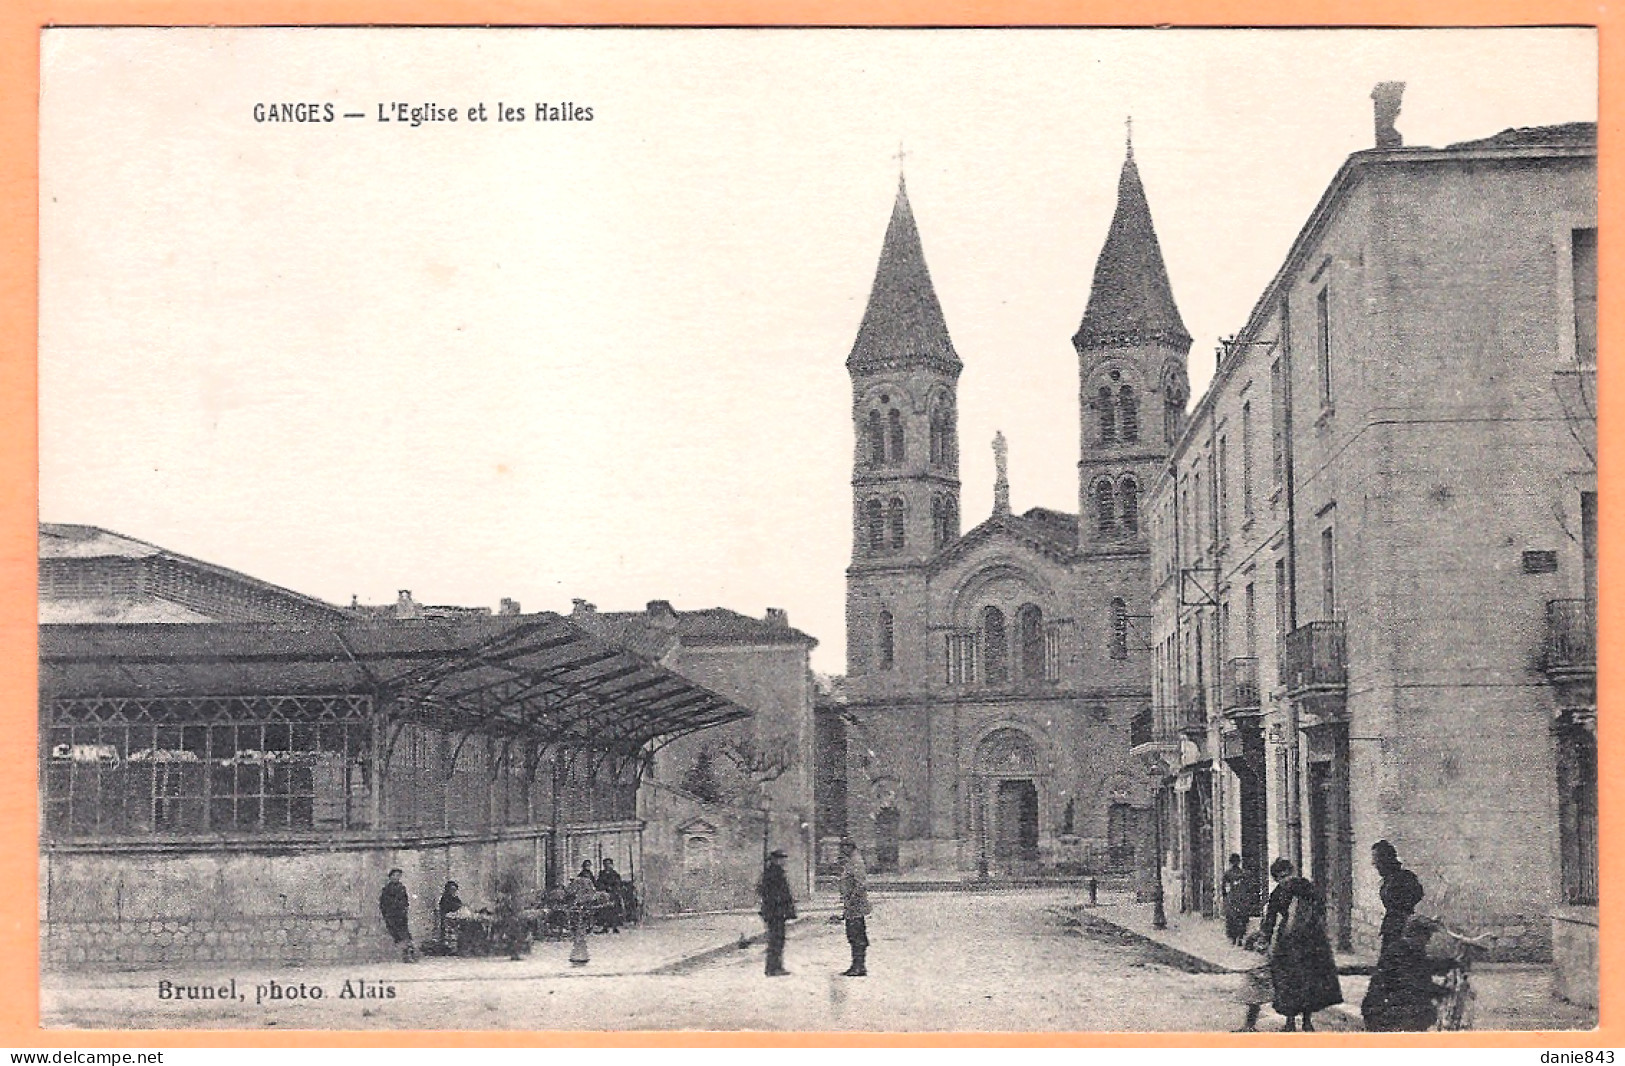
39,614 -> 750,755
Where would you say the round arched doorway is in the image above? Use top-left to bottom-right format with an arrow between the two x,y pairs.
973,727 -> 1042,874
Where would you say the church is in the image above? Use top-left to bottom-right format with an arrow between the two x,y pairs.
818,139 -> 1192,876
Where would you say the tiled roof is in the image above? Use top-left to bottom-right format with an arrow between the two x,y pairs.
1073,151 -> 1191,354
1012,507 -> 1080,553
847,177 -> 962,375
1446,122 -> 1596,150
585,614 -> 682,663
930,507 -> 1080,571
593,605 -> 817,653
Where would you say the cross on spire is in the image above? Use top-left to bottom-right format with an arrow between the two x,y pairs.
893,142 -> 911,185
1125,115 -> 1134,161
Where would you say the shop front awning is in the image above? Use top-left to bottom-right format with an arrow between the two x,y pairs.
38,614 -> 750,752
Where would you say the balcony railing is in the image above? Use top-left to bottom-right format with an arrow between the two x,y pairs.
1544,599 -> 1596,675
1130,707 -> 1155,748
1223,657 -> 1260,713
1178,682 -> 1207,732
1281,620 -> 1346,694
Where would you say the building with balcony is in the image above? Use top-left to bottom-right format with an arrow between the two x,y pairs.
1146,90 -> 1595,1005
825,141 -> 1185,876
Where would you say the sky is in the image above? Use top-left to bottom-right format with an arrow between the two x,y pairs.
38,27 -> 1597,674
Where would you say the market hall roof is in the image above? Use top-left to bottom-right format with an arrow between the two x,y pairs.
38,614 -> 751,753
846,175 -> 962,376
39,523 -> 350,624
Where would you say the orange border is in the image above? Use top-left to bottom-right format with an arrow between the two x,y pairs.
0,0 -> 1616,1049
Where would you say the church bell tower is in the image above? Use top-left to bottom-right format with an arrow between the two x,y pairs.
1074,131 -> 1192,554
845,173 -> 962,675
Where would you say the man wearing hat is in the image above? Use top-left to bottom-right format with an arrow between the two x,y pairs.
756,848 -> 797,977
838,838 -> 871,977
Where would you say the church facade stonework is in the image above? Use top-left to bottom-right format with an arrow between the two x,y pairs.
828,146 -> 1191,875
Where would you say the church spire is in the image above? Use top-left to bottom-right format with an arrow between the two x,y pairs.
1072,140 -> 1191,354
847,175 -> 962,374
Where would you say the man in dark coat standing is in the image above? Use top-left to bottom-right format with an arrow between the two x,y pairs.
838,838 -> 871,977
379,868 -> 417,963
757,848 -> 796,976
1372,840 -> 1425,953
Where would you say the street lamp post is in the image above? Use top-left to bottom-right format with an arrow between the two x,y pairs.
1151,784 -> 1168,930
760,781 -> 772,864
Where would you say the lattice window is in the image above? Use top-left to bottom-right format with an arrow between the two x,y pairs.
43,695 -> 372,839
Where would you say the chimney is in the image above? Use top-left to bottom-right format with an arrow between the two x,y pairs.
394,590 -> 420,620
1372,82 -> 1406,148
499,597 -> 521,616
646,599 -> 679,629
765,607 -> 788,628
570,598 -> 595,619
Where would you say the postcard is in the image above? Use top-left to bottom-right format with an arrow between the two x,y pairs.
31,24 -> 1600,1037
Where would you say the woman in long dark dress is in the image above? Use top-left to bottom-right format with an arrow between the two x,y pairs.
1258,858 -> 1343,1031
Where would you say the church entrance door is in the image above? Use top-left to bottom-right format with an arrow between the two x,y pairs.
994,779 -> 1039,866
874,806 -> 901,873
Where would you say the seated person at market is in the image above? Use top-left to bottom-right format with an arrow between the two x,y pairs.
1361,915 -> 1456,1032
438,880 -> 464,921
437,880 -> 479,954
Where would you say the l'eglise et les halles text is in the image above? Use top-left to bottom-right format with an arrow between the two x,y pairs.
156,978 -> 396,1003
373,101 -> 594,125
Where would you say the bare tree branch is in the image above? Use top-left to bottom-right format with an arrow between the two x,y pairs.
718,733 -> 797,785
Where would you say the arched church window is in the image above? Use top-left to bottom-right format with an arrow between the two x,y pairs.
1095,479 -> 1117,535
982,606 -> 1008,685
878,609 -> 895,670
887,409 -> 905,464
1097,386 -> 1117,444
1165,391 -> 1184,444
887,497 -> 905,550
947,494 -> 959,540
929,408 -> 945,465
1119,476 -> 1140,534
867,410 -> 885,467
1110,598 -> 1129,660
932,495 -> 946,548
1119,385 -> 1139,443
865,499 -> 885,553
1018,604 -> 1044,682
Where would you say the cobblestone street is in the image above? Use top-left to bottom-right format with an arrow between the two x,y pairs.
46,890 -> 1345,1033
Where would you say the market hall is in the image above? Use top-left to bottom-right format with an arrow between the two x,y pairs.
39,613 -> 750,967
